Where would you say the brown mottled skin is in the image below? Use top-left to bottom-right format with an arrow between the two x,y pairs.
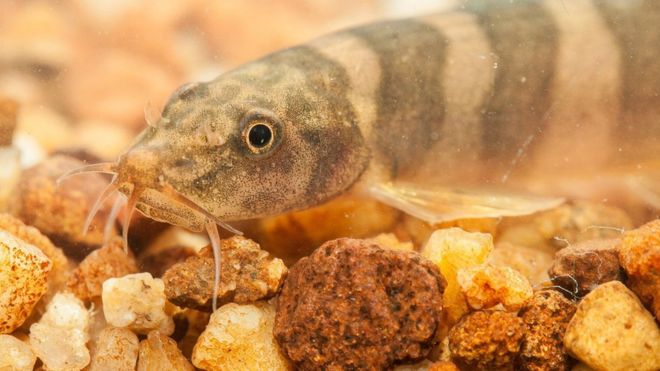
113,0 -> 660,230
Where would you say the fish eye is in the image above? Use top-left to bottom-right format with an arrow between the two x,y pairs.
247,123 -> 273,149
240,109 -> 282,156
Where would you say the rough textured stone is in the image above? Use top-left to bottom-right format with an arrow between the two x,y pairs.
137,331 -> 194,371
548,239 -> 622,298
457,264 -> 533,311
517,290 -> 577,371
88,327 -> 139,371
0,230 -> 51,333
619,219 -> 660,319
29,292 -> 90,370
449,310 -> 524,371
368,232 -> 415,251
177,309 -> 210,359
163,236 -> 287,311
192,301 -> 290,371
8,154 -> 117,258
67,237 -> 138,302
489,242 -> 554,285
275,238 -> 445,370
102,272 -> 174,335
0,213 -> 69,301
421,228 -> 493,326
563,281 -> 660,371
139,245 -> 196,278
0,334 -> 36,371
535,202 -> 632,248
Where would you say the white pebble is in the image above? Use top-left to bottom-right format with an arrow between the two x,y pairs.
29,292 -> 90,370
192,301 -> 290,371
0,334 -> 36,371
102,272 -> 174,335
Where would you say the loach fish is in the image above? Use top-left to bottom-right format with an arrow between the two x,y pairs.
63,0 -> 659,307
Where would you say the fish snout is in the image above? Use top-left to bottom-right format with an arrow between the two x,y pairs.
116,147 -> 163,190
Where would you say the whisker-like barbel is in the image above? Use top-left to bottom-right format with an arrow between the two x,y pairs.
205,220 -> 222,312
105,196 -> 125,247
163,185 -> 243,236
56,162 -> 118,185
122,187 -> 142,252
82,175 -> 119,236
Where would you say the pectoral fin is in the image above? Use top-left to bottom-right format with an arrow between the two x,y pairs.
367,181 -> 564,224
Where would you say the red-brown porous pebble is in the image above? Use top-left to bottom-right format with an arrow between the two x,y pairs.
67,237 -> 139,302
8,155 -> 116,258
517,290 -> 577,371
619,219 -> 660,319
163,236 -> 287,311
274,238 -> 445,370
548,239 -> 622,298
448,310 -> 524,371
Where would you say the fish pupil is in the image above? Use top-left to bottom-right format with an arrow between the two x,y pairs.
248,124 -> 272,148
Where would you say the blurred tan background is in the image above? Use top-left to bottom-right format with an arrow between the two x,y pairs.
0,0 -> 455,164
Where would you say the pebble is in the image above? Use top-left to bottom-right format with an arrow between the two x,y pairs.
137,331 -> 194,371
496,202 -> 632,252
421,227 -> 493,325
448,310 -> 524,371
67,237 -> 138,302
563,281 -> 660,371
8,154 -> 117,258
368,232 -> 415,251
192,301 -> 290,371
29,292 -> 90,370
0,213 -> 70,319
518,290 -> 577,371
0,230 -> 51,333
177,309 -> 211,359
88,327 -> 138,371
139,245 -> 196,278
535,202 -> 632,248
86,299 -> 108,359
102,272 -> 174,335
619,219 -> 660,318
163,236 -> 287,311
488,242 -> 554,285
274,238 -> 444,370
457,264 -> 533,311
548,239 -> 623,298
0,334 -> 36,371
250,196 -> 400,264
400,214 -> 500,248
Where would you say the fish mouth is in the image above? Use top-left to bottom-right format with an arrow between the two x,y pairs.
56,160 -> 241,242
58,159 -> 239,313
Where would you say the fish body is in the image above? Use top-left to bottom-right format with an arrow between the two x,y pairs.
111,0 -> 660,232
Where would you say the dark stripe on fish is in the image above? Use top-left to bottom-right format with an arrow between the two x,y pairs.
468,1 -> 559,179
351,19 -> 448,177
595,0 -> 660,153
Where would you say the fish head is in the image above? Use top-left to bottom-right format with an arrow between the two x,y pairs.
115,70 -> 370,228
